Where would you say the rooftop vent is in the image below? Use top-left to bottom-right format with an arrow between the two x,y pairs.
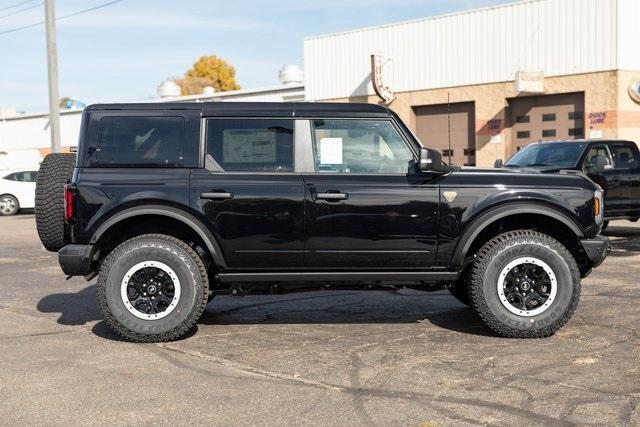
202,86 -> 216,97
157,80 -> 181,98
279,64 -> 304,86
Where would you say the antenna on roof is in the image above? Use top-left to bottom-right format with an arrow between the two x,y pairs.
447,92 -> 452,166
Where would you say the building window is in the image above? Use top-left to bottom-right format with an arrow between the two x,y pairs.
517,131 -> 530,139
463,148 -> 476,156
542,113 -> 556,122
442,149 -> 454,157
568,112 -> 583,120
568,128 -> 584,137
542,129 -> 557,138
516,115 -> 530,123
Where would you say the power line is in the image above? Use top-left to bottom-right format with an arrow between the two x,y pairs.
0,1 -> 41,20
0,0 -> 37,12
0,0 -> 123,35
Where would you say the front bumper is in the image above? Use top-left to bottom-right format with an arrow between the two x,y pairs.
58,244 -> 94,276
580,236 -> 610,268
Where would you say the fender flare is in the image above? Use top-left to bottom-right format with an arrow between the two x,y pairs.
89,205 -> 227,268
451,202 -> 585,266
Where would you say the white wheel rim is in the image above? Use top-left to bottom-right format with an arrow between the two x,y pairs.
497,257 -> 558,317
120,261 -> 181,320
0,198 -> 15,214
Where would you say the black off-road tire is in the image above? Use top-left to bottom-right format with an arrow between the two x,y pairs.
468,230 -> 581,338
448,278 -> 471,307
35,153 -> 76,251
96,234 -> 209,342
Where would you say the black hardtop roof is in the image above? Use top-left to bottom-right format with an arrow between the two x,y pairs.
84,101 -> 392,118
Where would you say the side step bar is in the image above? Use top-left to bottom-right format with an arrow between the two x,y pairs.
216,271 -> 458,283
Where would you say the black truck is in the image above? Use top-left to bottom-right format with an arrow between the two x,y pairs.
500,139 -> 640,229
34,102 -> 609,342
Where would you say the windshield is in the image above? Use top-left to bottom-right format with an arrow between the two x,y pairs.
505,142 -> 587,168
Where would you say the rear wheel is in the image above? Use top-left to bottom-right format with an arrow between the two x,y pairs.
468,230 -> 580,338
0,195 -> 19,216
96,234 -> 209,342
35,153 -> 76,251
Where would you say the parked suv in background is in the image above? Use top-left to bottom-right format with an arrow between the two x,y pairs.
500,139 -> 640,229
35,102 -> 609,342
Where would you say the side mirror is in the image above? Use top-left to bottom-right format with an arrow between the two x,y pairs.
419,147 -> 453,174
493,159 -> 503,168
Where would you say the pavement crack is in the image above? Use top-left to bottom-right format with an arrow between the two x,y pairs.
156,343 -> 568,424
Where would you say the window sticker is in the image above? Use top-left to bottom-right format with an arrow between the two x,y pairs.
222,129 -> 277,163
319,137 -> 343,164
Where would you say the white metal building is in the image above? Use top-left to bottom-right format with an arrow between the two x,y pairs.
304,0 -> 640,166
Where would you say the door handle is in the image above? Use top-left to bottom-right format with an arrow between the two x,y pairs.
315,192 -> 348,201
201,192 -> 233,200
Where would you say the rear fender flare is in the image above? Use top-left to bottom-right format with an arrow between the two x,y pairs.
89,205 -> 226,268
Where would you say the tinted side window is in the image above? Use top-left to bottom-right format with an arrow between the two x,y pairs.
206,119 -> 294,173
13,171 -> 38,182
2,173 -> 17,181
89,116 -> 184,167
610,144 -> 639,170
311,119 -> 414,174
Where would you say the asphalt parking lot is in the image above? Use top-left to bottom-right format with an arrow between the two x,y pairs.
0,215 -> 638,426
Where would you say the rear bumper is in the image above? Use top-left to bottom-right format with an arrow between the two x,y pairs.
580,236 -> 610,268
58,244 -> 94,276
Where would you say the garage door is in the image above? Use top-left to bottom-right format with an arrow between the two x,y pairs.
509,92 -> 585,152
413,102 -> 476,166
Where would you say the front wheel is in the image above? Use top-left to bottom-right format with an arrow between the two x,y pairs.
0,195 -> 19,216
468,230 -> 580,338
96,234 -> 209,342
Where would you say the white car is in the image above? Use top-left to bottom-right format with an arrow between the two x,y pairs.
0,169 -> 39,216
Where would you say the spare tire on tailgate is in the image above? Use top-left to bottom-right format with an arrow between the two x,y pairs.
35,153 -> 76,252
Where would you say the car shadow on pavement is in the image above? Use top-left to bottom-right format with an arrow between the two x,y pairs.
37,286 -> 493,341
37,284 -> 102,326
199,291 -> 494,337
603,224 -> 640,257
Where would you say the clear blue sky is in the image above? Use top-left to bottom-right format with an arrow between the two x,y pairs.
0,0 -> 506,113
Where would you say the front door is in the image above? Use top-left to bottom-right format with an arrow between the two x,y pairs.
301,118 -> 439,269
584,143 -> 629,218
606,142 -> 640,218
190,118 -> 305,270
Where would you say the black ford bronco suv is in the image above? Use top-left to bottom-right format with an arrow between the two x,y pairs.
34,102 -> 609,342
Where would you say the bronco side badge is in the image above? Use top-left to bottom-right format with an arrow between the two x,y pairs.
443,191 -> 458,203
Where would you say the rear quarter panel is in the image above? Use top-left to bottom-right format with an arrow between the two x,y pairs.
72,168 -> 192,243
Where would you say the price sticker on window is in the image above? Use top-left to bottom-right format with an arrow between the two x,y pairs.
319,137 -> 343,164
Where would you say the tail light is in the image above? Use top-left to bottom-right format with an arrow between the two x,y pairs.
64,184 -> 76,224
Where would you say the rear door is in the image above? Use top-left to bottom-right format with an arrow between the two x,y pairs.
190,118 -> 305,270
300,118 -> 439,269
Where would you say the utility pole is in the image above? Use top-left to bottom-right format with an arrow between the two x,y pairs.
44,0 -> 61,153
